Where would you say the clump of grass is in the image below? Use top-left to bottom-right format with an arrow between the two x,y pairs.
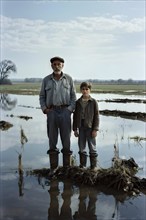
129,136 -> 146,142
129,136 -> 146,147
28,156 -> 146,196
20,126 -> 28,145
0,120 -> 13,130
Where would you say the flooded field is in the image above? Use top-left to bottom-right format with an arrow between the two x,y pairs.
0,93 -> 146,220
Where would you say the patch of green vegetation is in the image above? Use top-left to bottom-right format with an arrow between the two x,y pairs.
0,83 -> 41,95
75,83 -> 145,95
0,82 -> 145,95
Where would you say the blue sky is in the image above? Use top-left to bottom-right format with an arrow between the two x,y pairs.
0,0 -> 145,80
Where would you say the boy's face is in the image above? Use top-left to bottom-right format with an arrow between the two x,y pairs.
81,87 -> 90,97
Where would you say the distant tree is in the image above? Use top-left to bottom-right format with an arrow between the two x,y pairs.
24,78 -> 42,83
0,60 -> 17,84
117,78 -> 124,84
127,78 -> 133,84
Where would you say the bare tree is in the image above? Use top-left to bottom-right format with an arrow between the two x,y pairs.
0,60 -> 17,84
0,94 -> 17,111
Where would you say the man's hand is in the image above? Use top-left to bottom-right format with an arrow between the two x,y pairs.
92,130 -> 97,138
44,108 -> 52,114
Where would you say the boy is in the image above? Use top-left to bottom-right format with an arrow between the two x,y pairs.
73,82 -> 99,169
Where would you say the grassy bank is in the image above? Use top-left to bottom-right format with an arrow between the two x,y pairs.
0,82 -> 145,95
76,83 -> 146,95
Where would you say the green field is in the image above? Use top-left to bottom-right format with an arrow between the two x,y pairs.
75,83 -> 146,94
0,82 -> 145,95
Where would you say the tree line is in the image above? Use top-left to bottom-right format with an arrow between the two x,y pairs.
23,78 -> 145,85
0,59 -> 145,85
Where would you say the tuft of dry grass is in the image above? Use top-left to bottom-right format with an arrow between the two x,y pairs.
27,157 -> 146,196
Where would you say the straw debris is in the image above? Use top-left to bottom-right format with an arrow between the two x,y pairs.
28,157 -> 146,196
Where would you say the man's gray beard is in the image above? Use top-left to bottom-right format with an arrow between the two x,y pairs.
54,71 -> 61,75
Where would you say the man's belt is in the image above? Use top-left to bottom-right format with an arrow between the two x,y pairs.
50,105 -> 69,109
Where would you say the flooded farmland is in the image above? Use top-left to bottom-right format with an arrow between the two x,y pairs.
0,93 -> 146,220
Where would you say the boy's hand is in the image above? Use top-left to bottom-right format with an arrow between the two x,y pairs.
74,130 -> 79,137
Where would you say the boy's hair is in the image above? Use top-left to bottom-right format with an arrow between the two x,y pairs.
80,82 -> 92,90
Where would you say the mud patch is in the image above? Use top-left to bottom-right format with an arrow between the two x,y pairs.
99,110 -> 146,122
6,114 -> 33,120
0,120 -> 13,130
100,98 -> 146,104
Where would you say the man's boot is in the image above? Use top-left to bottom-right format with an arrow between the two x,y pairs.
61,149 -> 72,167
90,154 -> 98,170
48,149 -> 59,175
79,152 -> 88,168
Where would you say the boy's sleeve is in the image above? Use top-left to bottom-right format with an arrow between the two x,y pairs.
92,100 -> 99,131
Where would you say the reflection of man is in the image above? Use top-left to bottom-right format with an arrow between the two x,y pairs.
74,185 -> 97,220
48,180 -> 73,220
48,180 -> 60,219
60,181 -> 73,220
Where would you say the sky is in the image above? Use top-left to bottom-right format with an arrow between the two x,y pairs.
0,0 -> 145,80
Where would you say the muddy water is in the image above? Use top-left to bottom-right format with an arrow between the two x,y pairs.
0,93 -> 146,220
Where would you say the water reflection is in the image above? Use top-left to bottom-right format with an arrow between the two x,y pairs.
18,161 -> 24,197
17,126 -> 28,197
74,185 -> 97,220
1,93 -> 146,220
0,93 -> 17,111
45,179 -> 135,220
59,181 -> 73,220
48,180 -> 73,220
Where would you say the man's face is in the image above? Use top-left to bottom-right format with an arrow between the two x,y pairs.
51,61 -> 64,73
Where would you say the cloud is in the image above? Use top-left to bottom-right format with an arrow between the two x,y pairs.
77,16 -> 145,32
0,173 -> 17,181
0,15 -> 145,53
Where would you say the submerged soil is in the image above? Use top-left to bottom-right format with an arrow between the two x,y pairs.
99,98 -> 146,104
0,120 -> 13,130
99,110 -> 146,122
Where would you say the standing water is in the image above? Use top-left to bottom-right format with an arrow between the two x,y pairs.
0,93 -> 146,220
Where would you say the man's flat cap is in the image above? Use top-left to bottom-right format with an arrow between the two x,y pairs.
50,56 -> 64,63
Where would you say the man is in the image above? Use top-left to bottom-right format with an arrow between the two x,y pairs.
39,56 -> 76,172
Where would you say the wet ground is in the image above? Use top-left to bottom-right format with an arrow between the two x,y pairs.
0,93 -> 146,220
